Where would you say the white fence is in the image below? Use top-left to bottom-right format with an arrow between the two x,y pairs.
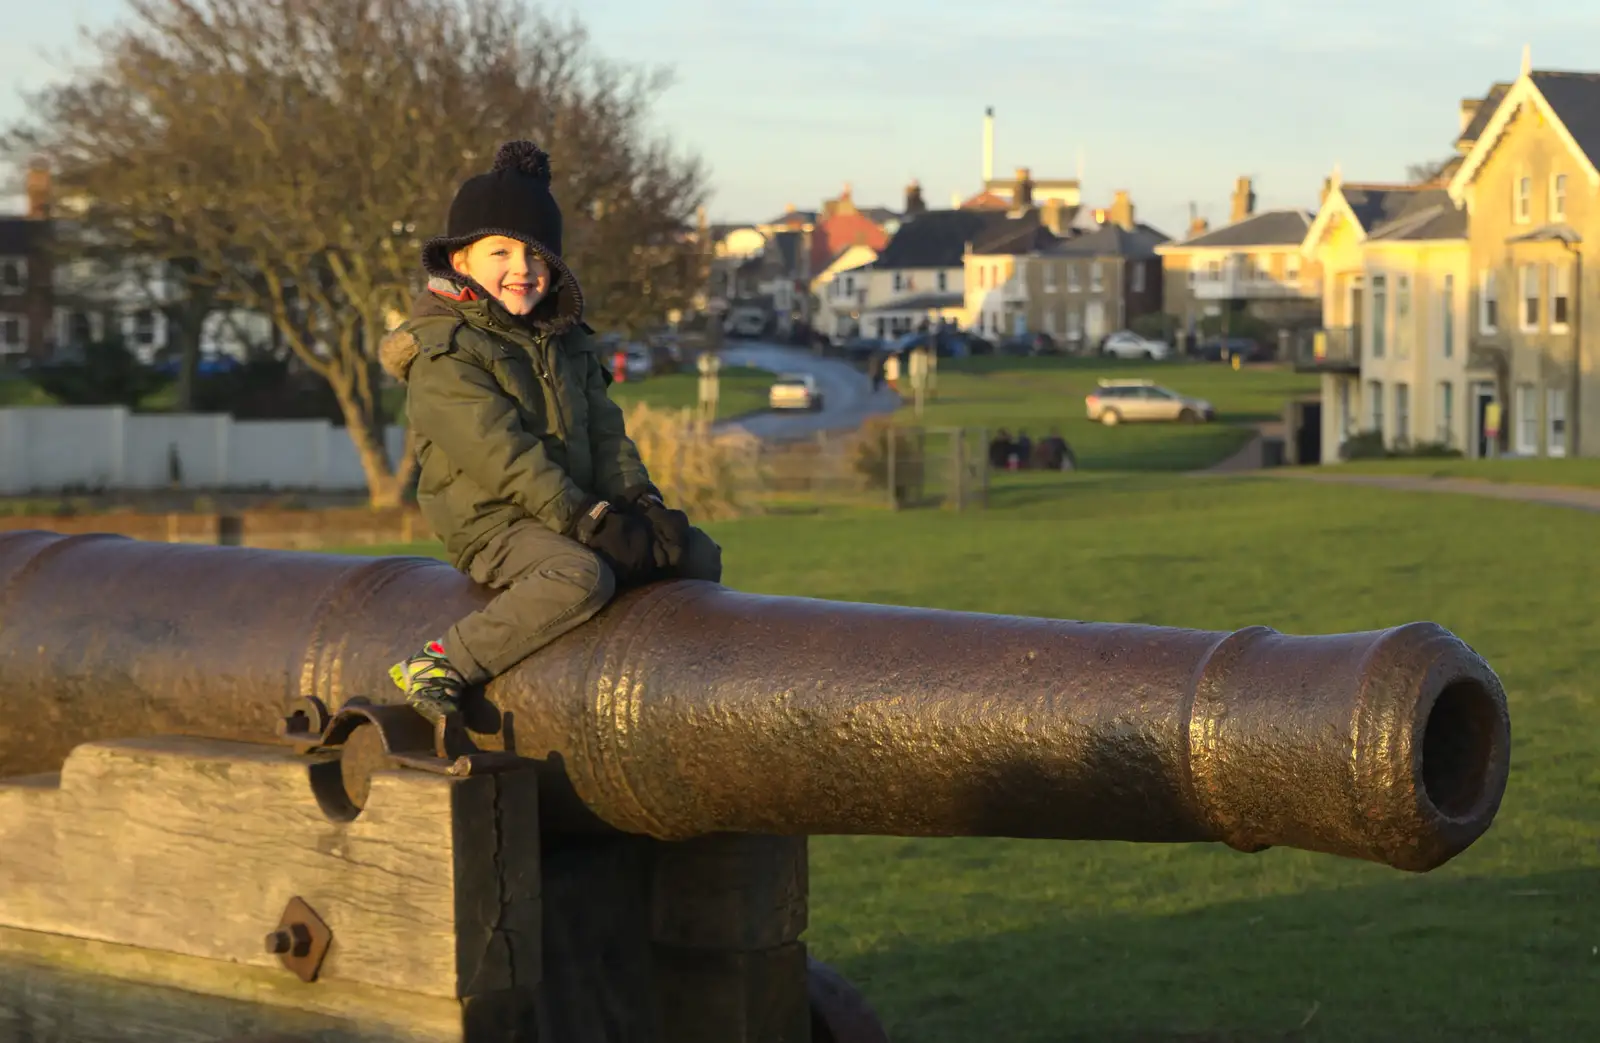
0,406 -> 406,494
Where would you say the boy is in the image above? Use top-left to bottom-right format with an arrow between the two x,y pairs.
378,140 -> 722,723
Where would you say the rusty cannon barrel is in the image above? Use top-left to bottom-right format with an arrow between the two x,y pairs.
0,529 -> 1509,872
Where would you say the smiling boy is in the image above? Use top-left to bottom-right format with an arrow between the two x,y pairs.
378,140 -> 722,722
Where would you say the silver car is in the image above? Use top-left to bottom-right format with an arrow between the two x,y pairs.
1085,379 -> 1214,425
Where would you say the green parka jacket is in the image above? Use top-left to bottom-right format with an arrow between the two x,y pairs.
378,278 -> 651,569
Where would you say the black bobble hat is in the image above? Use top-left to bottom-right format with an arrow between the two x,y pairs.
421,140 -> 566,278
421,140 -> 586,331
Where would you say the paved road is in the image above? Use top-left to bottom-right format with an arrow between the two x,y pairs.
713,342 -> 901,442
1268,470 -> 1600,514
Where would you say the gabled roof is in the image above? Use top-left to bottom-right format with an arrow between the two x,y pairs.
1456,83 -> 1511,150
1041,222 -> 1169,258
1365,199 -> 1468,243
1449,69 -> 1600,204
1159,209 -> 1312,250
968,210 -> 1056,256
1301,182 -> 1451,254
875,208 -> 1019,269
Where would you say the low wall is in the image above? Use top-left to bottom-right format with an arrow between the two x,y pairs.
0,506 -> 433,551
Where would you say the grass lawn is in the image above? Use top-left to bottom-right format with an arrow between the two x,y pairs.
606,364 -> 772,420
337,472 -> 1598,1042
899,357 -> 1319,472
1330,455 -> 1600,489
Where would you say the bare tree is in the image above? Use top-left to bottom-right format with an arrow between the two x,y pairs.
1406,157 -> 1458,184
6,0 -> 708,506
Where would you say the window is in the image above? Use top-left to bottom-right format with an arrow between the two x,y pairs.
1552,173 -> 1568,221
1369,379 -> 1384,432
1090,262 -> 1104,292
1550,264 -> 1570,331
133,309 -> 157,346
1395,275 -> 1411,358
1286,253 -> 1301,283
1044,264 -> 1057,292
1548,388 -> 1568,457
1514,175 -> 1532,223
0,258 -> 25,294
937,270 -> 948,292
844,275 -> 855,296
0,315 -> 23,350
1393,383 -> 1410,446
1516,384 -> 1538,454
1130,263 -> 1145,293
1042,309 -> 1057,336
1520,264 -> 1539,330
893,272 -> 903,292
1370,274 -> 1387,358
1441,274 -> 1455,358
1066,308 -> 1083,337
1067,264 -> 1082,292
1480,270 -> 1498,332
1437,381 -> 1455,446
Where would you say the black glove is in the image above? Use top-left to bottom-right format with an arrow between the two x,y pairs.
569,497 -> 655,585
622,485 -> 691,573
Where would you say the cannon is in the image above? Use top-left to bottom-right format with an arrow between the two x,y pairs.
0,530 -> 1511,1043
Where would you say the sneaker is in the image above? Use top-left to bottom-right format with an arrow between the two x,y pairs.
389,639 -> 467,723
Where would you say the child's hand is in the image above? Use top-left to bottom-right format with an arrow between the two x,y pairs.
570,499 -> 656,584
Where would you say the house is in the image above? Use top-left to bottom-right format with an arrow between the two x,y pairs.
1298,170 -> 1474,460
962,194 -> 1074,339
1018,193 -> 1169,349
1445,50 -> 1600,458
811,246 -> 879,340
859,200 -> 1053,338
0,165 -> 54,361
1155,177 -> 1319,347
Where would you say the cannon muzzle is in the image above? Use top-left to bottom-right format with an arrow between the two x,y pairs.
0,530 -> 1509,872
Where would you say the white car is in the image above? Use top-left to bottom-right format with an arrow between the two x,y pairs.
1101,330 -> 1172,360
768,373 -> 823,412
622,345 -> 653,380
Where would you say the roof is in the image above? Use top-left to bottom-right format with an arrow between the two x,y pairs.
1365,202 -> 1469,243
1340,184 -> 1442,233
860,207 -> 900,225
1450,69 -> 1600,202
1164,209 -> 1312,249
765,209 -> 818,226
1456,83 -> 1511,148
967,210 -> 1057,256
0,217 -> 44,255
1042,222 -> 1169,258
874,208 -> 1020,269
1530,71 -> 1600,170
1506,223 -> 1583,245
864,291 -> 964,313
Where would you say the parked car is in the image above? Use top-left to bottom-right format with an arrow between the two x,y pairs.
1100,330 -> 1172,360
768,373 -> 823,412
998,331 -> 1058,356
622,345 -> 653,380
1084,379 -> 1215,426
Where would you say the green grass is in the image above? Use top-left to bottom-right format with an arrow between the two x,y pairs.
902,357 -> 1319,472
335,473 -> 1599,1042
606,364 -> 772,420
1331,456 -> 1600,489
0,377 -> 58,407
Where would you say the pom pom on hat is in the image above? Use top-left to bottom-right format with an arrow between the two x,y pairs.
493,140 -> 551,184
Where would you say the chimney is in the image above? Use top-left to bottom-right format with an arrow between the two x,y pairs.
1041,198 -> 1068,236
1188,215 -> 1210,239
25,162 -> 50,221
1230,176 -> 1256,224
1108,189 -> 1135,230
982,107 -> 995,184
904,179 -> 927,216
1013,167 -> 1034,207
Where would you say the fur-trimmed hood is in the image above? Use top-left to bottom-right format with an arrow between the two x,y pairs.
378,276 -> 583,383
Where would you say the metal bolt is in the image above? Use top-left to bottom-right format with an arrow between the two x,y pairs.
264,922 -> 313,957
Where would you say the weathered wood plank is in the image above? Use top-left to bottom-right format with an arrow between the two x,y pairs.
0,926 -> 464,1043
0,736 -> 540,1004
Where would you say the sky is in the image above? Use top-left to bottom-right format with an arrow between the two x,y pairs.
3,0 -> 1600,238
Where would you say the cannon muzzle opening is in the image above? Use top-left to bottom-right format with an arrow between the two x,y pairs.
1422,678 -> 1502,822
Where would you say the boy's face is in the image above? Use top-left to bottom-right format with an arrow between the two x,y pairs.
450,235 -> 552,316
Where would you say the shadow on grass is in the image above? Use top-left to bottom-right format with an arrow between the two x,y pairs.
820,866 -> 1599,1043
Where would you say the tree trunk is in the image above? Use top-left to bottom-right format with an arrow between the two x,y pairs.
332,379 -> 417,509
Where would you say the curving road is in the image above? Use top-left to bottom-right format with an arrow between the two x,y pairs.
713,341 -> 902,441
